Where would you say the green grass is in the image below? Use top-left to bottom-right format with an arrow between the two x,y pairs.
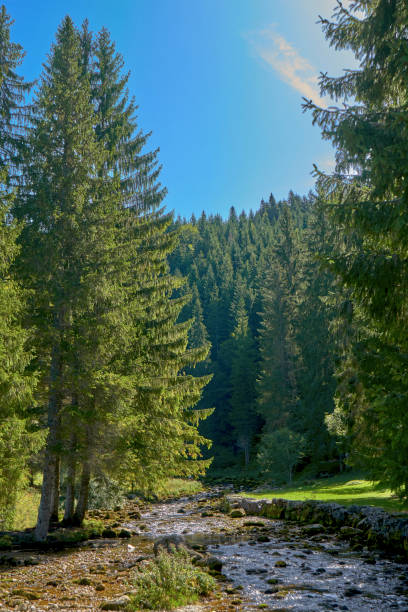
127,549 -> 216,610
154,478 -> 204,500
11,478 -> 203,531
243,473 -> 406,513
12,487 -> 41,530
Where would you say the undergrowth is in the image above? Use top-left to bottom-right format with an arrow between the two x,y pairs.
127,549 -> 216,610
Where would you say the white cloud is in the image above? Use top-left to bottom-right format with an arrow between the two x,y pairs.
316,154 -> 336,173
246,25 -> 326,107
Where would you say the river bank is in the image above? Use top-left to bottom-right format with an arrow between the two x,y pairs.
1,489 -> 408,610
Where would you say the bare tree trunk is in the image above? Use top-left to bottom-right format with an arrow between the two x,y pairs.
73,458 -> 91,526
50,455 -> 60,524
63,433 -> 77,525
34,341 -> 62,541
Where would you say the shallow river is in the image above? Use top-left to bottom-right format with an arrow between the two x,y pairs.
128,491 -> 408,611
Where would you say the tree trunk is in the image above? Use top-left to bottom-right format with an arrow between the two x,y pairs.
73,458 -> 91,526
63,433 -> 77,525
50,455 -> 60,524
34,341 -> 62,541
243,439 -> 250,467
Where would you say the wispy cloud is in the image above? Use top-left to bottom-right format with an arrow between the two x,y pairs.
246,26 -> 325,107
316,154 -> 336,174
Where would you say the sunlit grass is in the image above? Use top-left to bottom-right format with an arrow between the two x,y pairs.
12,488 -> 41,530
155,478 -> 204,500
11,478 -> 203,531
243,473 -> 405,513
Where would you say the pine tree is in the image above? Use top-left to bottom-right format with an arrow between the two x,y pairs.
304,0 -> 408,497
15,16 -> 103,540
0,5 -> 38,529
58,25 -> 213,523
228,290 -> 258,466
295,196 -> 337,466
0,5 -> 31,176
0,170 -> 39,528
257,205 -> 300,433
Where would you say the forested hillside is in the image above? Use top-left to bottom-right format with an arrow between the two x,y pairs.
169,192 -> 339,481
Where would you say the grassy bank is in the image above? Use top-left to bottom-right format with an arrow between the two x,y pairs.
243,474 -> 405,513
11,478 -> 203,531
12,488 -> 41,530
154,478 -> 204,500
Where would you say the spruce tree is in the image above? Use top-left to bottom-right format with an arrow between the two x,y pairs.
228,291 -> 258,466
257,205 -> 300,433
16,16 -> 103,539
296,197 -> 337,466
0,5 -> 37,528
0,5 -> 31,175
305,0 -> 408,497
56,25 -> 213,522
0,170 -> 38,527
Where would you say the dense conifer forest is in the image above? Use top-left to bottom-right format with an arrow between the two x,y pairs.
1,0 -> 408,545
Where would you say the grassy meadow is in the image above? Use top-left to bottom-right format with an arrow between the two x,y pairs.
244,474 -> 406,514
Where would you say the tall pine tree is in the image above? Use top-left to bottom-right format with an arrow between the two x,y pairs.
305,0 -> 408,497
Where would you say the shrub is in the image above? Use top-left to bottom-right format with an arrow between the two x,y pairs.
128,548 -> 216,610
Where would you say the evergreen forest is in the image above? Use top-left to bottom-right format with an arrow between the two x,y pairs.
1,0 -> 408,545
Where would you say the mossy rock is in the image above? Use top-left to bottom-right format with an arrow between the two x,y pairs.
11,589 -> 40,601
77,576 -> 92,585
100,595 -> 131,610
229,508 -> 246,518
102,528 -> 117,538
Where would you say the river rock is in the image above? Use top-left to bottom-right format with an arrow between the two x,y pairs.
127,510 -> 141,520
11,589 -> 40,601
100,595 -> 131,610
302,523 -> 325,535
227,494 -> 408,557
195,555 -> 222,572
153,534 -> 187,555
246,567 -> 267,574
102,528 -> 117,538
339,526 -> 363,538
229,508 -> 246,518
257,534 -> 270,542
344,587 -> 362,596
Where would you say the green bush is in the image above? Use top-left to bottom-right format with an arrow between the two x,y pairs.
82,518 -> 104,538
128,549 -> 216,610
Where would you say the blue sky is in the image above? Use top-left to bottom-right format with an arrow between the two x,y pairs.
8,0 -> 356,219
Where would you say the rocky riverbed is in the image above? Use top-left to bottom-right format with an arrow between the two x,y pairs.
1,489 -> 408,611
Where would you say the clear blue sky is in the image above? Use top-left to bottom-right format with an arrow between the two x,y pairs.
7,0 -> 356,219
